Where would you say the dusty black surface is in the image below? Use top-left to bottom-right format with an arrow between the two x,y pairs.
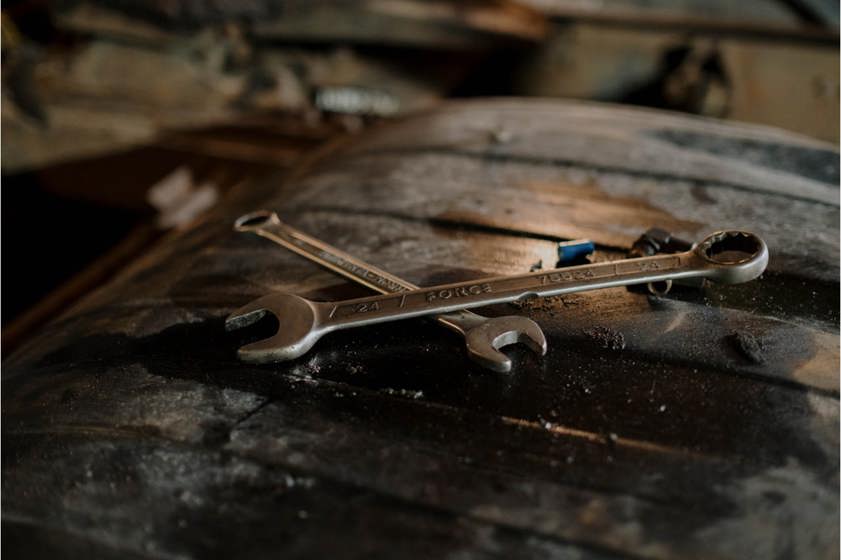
3,99 -> 838,559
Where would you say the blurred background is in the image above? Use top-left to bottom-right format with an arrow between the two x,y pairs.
2,0 -> 838,353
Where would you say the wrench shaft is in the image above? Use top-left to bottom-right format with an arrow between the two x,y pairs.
240,215 -> 490,336
322,253 -> 696,328
254,225 -> 416,294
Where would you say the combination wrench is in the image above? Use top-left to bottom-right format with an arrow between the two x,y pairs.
227,230 -> 768,364
231,210 -> 546,372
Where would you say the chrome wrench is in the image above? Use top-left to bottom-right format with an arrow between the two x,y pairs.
232,210 -> 546,372
227,230 -> 768,364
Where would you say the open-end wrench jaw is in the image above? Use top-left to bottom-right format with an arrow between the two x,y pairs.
225,293 -> 324,363
464,317 -> 547,373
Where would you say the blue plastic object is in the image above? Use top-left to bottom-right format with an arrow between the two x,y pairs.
556,239 -> 595,264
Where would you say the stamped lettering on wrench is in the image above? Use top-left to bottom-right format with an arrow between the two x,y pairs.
615,255 -> 681,274
426,283 -> 492,302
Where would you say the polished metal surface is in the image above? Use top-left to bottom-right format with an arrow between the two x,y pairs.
233,210 -> 547,372
227,230 -> 769,363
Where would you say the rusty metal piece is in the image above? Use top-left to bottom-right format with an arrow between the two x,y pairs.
629,227 -> 703,294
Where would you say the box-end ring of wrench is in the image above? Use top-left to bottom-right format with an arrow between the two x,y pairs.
231,210 -> 546,372
227,229 -> 768,364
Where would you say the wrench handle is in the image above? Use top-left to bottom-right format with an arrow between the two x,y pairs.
235,211 -> 492,337
320,227 -> 768,329
236,211 -> 417,293
322,253 -> 700,326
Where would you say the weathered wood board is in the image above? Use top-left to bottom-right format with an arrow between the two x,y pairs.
3,99 -> 838,559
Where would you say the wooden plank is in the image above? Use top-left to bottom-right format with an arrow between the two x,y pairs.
280,100 -> 839,282
3,99 -> 838,559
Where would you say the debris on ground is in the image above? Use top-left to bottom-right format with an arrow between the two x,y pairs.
726,331 -> 766,364
510,295 -> 564,315
584,326 -> 626,351
382,388 -> 424,400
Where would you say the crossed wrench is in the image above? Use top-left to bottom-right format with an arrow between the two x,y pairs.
227,212 -> 768,367
230,210 -> 547,372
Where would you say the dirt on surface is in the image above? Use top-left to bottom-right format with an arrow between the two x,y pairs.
726,331 -> 766,364
584,326 -> 626,351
